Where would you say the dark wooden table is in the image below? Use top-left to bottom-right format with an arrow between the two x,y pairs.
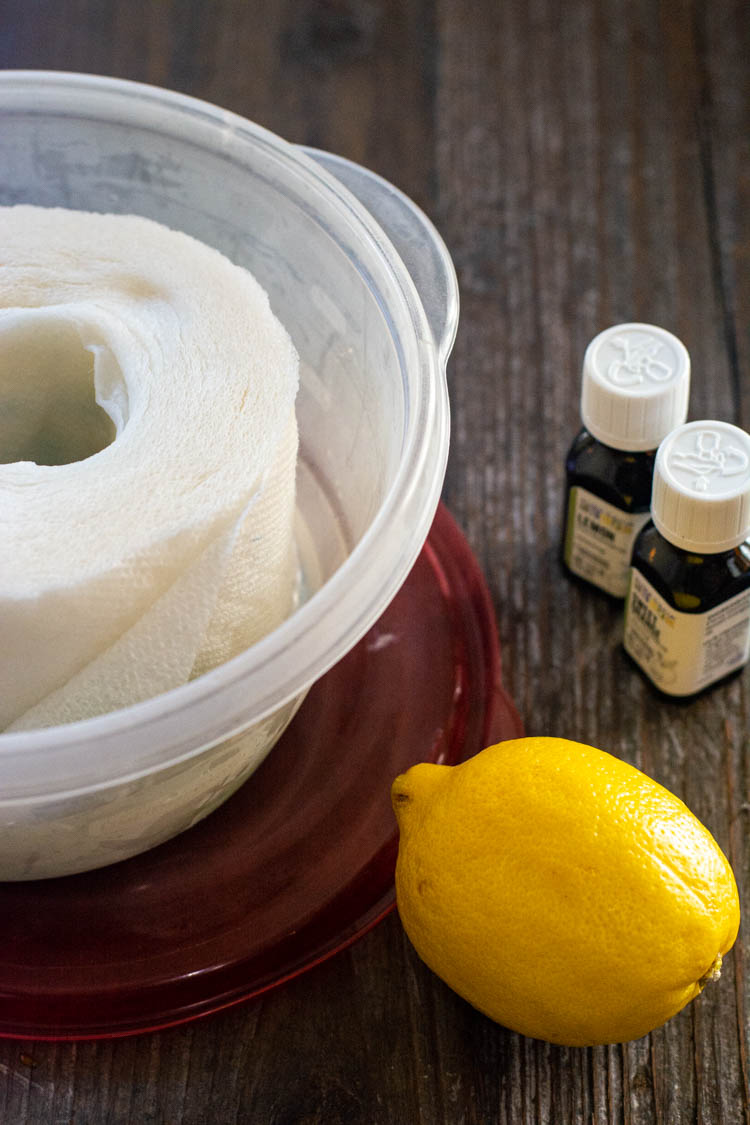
1,1 -> 748,1121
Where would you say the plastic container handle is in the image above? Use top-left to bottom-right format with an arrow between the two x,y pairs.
301,147 -> 459,367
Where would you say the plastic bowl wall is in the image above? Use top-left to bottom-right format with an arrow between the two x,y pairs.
0,73 -> 453,878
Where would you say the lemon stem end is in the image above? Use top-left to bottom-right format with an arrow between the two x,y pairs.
698,953 -> 723,990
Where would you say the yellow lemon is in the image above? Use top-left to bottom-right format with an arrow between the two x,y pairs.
392,737 -> 740,1046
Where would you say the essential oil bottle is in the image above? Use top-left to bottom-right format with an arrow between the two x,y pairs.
563,323 -> 691,597
624,420 -> 750,697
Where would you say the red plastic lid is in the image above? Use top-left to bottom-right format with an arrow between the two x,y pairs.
0,503 -> 523,1040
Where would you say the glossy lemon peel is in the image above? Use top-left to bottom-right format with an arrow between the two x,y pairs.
392,737 -> 740,1047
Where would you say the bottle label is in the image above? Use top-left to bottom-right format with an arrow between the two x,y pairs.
623,568 -> 750,695
564,486 -> 650,597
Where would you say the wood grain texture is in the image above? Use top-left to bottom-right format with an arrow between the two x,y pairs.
0,0 -> 748,1121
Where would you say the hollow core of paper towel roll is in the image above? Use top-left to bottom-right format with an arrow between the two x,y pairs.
0,204 -> 300,732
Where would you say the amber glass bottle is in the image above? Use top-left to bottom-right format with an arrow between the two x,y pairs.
562,323 -> 690,598
624,420 -> 750,696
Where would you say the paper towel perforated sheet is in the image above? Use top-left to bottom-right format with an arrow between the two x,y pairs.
0,206 -> 299,731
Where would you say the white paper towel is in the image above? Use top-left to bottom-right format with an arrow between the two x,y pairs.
0,205 -> 299,731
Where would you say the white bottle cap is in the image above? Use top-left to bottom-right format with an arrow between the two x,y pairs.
581,323 -> 690,451
652,420 -> 750,552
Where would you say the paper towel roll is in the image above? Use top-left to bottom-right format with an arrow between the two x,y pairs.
0,205 -> 299,731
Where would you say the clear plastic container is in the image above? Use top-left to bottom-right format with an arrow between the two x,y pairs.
0,71 -> 457,879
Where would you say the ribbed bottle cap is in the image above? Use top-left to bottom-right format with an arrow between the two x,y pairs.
652,421 -> 750,552
581,323 -> 690,451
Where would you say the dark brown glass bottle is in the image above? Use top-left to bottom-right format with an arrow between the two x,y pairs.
562,324 -> 690,597
624,421 -> 750,696
630,525 -> 750,613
